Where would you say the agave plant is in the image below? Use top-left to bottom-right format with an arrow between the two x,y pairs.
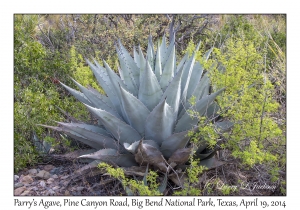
41,33 -> 228,184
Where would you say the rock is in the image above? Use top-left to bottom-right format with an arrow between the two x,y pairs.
28,169 -> 38,176
14,186 -> 26,196
36,170 -> 51,179
52,186 -> 60,191
46,178 -> 54,185
30,186 -> 39,191
40,181 -> 46,188
14,175 -> 19,182
60,175 -> 69,180
14,183 -> 24,189
51,174 -> 58,179
21,190 -> 31,196
50,166 -> 63,175
77,187 -> 84,192
46,189 -> 56,196
43,165 -> 55,172
62,180 -> 69,187
64,190 -> 70,196
20,175 -> 33,184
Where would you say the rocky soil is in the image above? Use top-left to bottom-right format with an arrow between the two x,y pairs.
14,162 -> 125,196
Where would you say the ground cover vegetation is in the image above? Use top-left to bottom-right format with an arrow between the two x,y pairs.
14,14 -> 286,195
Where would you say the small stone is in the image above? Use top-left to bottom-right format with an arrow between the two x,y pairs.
62,180 -> 69,187
51,174 -> 58,179
28,169 -> 38,176
14,183 -> 24,189
46,178 -> 54,184
64,190 -> 70,196
46,189 -> 56,196
21,190 -> 31,196
44,165 -> 55,172
21,175 -> 33,184
14,175 -> 19,181
40,181 -> 46,188
50,166 -> 63,175
77,187 -> 84,192
60,175 -> 69,180
52,186 -> 60,191
36,170 -> 51,179
31,186 -> 39,191
14,186 -> 26,196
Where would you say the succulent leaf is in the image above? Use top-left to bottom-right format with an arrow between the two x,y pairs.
84,105 -> 142,145
119,85 -> 150,135
175,88 -> 225,132
138,60 -> 163,111
160,44 -> 175,91
154,42 -> 162,81
59,82 -> 92,106
56,122 -> 121,151
124,139 -> 160,154
144,100 -> 175,146
186,61 -> 204,100
70,78 -> 121,119
116,40 -> 139,89
160,130 -> 191,158
79,148 -> 138,167
160,67 -> 183,119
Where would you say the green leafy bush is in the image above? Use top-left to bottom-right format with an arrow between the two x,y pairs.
207,38 -> 284,168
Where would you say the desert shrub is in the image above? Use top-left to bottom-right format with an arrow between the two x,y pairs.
14,15 -> 92,172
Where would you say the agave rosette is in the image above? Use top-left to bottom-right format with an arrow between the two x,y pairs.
42,33 -> 227,174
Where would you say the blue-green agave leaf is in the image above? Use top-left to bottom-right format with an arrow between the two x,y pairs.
86,83 -> 113,107
178,73 -> 210,119
119,85 -> 150,135
203,47 -> 213,61
78,148 -> 138,167
205,102 -> 220,119
84,105 -> 142,145
86,59 -> 121,113
154,42 -> 162,81
161,34 -> 175,69
143,164 -> 149,186
56,122 -> 121,151
133,46 -> 140,68
144,100 -> 175,146
117,40 -> 139,89
196,150 -> 215,160
114,48 -> 139,97
160,67 -> 183,119
38,124 -> 103,150
57,122 -> 110,136
199,157 -> 225,169
175,52 -> 188,73
158,173 -> 168,194
160,34 -> 167,64
138,60 -> 163,111
180,41 -> 201,108
175,88 -> 225,132
186,61 -> 204,100
160,44 -> 175,91
146,35 -> 155,70
215,120 -> 234,132
160,130 -> 190,159
124,140 -> 160,154
71,78 -> 121,119
59,82 -> 92,106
